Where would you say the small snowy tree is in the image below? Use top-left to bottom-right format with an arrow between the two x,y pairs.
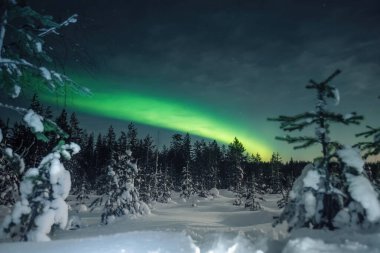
1,142 -> 80,241
180,163 -> 194,200
269,152 -> 282,194
158,167 -> 172,203
269,70 -> 379,231
75,178 -> 90,210
90,151 -> 150,225
232,164 -> 244,206
244,174 -> 265,211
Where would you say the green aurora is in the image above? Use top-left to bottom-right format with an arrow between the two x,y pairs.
41,76 -> 272,160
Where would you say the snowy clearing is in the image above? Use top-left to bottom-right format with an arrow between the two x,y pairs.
1,190 -> 380,252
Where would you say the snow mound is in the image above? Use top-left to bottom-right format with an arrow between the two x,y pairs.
0,231 -> 200,253
209,188 -> 220,198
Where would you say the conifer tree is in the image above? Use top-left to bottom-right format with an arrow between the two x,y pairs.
355,97 -> 380,158
244,174 -> 265,211
180,162 -> 194,200
0,132 -> 25,206
270,70 -> 380,230
90,150 -> 150,225
158,166 -> 172,203
227,138 -> 246,203
270,152 -> 282,194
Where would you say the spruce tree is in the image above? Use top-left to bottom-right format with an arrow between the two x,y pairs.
180,162 -> 194,200
355,97 -> 380,158
269,152 -> 282,194
270,70 -> 380,230
90,150 -> 150,225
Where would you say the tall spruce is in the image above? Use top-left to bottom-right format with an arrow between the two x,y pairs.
270,70 -> 380,231
355,96 -> 380,158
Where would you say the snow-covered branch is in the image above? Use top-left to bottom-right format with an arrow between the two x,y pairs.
38,14 -> 78,37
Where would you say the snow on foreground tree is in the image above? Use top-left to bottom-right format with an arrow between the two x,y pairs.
0,0 -> 90,242
0,0 -> 88,97
270,70 -> 380,231
0,142 -> 80,241
90,151 -> 150,225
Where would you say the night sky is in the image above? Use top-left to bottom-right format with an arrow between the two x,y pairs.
20,0 -> 380,160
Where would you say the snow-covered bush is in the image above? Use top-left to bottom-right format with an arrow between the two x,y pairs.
209,187 -> 220,198
0,142 -> 80,241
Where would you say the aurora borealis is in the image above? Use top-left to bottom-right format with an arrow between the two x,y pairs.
41,76 -> 272,159
12,0 -> 380,161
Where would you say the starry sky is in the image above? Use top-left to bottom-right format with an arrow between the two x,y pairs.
21,0 -> 380,160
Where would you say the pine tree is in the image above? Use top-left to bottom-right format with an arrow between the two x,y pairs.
270,70 -> 380,231
127,123 -> 138,155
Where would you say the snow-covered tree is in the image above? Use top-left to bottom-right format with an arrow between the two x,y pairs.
269,152 -> 282,194
75,177 -> 90,209
1,142 -> 80,241
0,131 -> 25,206
0,1 -> 88,97
270,70 -> 380,231
158,166 -> 172,203
244,174 -> 265,211
180,163 -> 194,200
90,151 -> 150,225
0,1 -> 89,241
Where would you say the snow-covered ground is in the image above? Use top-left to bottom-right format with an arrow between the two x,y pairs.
1,190 -> 380,252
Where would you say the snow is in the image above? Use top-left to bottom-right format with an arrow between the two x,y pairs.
35,42 -> 42,52
23,109 -> 44,133
331,87 -> 340,105
11,84 -> 21,98
345,174 -> 380,222
1,190 -> 380,252
209,188 -> 220,198
39,67 -> 52,80
303,192 -> 316,218
343,113 -> 354,120
337,147 -> 364,174
302,170 -> 320,190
